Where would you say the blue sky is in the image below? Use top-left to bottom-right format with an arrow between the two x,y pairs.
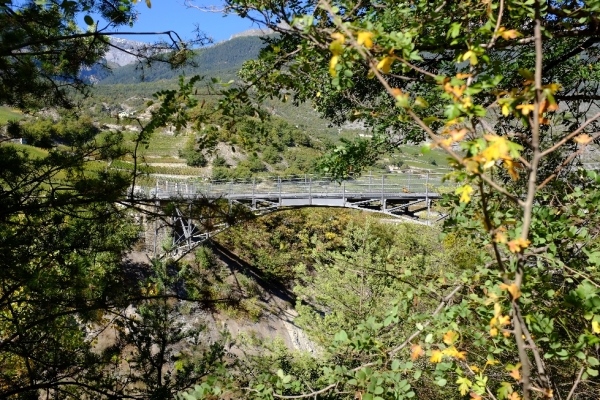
95,1 -> 259,44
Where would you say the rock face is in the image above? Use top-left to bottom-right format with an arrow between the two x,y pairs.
105,38 -> 150,66
119,242 -> 319,357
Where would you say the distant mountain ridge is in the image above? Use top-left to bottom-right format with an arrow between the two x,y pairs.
230,28 -> 273,40
95,35 -> 268,85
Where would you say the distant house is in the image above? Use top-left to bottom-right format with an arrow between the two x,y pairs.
118,111 -> 135,119
8,138 -> 27,145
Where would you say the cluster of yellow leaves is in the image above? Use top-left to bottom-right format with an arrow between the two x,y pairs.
466,134 -> 523,180
501,85 -> 561,122
141,283 -> 158,296
479,135 -> 511,169
443,79 -> 467,100
495,230 -> 530,253
489,302 -> 511,337
329,32 -> 346,76
430,346 -> 467,363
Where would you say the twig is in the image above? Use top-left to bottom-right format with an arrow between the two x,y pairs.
486,0 -> 505,49
565,365 -> 585,400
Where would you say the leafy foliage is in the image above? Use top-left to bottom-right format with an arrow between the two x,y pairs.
176,0 -> 600,398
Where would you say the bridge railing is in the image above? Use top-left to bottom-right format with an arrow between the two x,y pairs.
133,172 -> 451,199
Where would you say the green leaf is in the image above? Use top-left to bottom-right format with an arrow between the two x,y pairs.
84,15 -> 94,25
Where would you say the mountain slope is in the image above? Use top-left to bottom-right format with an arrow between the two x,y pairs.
98,35 -> 267,84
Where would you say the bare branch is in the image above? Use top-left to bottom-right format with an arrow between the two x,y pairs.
183,0 -> 226,13
566,365 -> 586,400
541,112 -> 600,157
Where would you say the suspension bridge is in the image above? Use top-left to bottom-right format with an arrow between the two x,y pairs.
132,172 -> 450,256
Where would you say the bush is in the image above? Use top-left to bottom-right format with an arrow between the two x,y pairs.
179,149 -> 207,167
212,156 -> 228,167
261,146 -> 281,164
211,166 -> 230,181
238,155 -> 266,173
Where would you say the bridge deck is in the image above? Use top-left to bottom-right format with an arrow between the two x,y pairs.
135,173 -> 447,204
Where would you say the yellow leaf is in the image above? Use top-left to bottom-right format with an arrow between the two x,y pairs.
500,282 -> 522,299
455,184 -> 474,203
504,159 -> 521,181
495,232 -> 508,244
508,392 -> 521,400
462,51 -> 473,62
448,128 -> 468,141
411,344 -> 424,360
145,0 -> 151,8
391,88 -> 403,97
414,96 -> 429,108
574,134 -> 593,145
489,327 -> 498,337
494,302 -> 502,317
480,136 -> 510,169
443,346 -> 466,360
377,57 -> 394,74
430,349 -> 443,363
456,73 -> 472,79
543,82 -> 562,94
516,103 -> 535,115
486,358 -> 500,366
443,330 -> 459,345
331,32 -> 345,43
329,55 -> 339,77
508,364 -> 522,381
462,96 -> 472,108
470,365 -> 480,373
498,315 -> 511,326
357,31 -> 374,48
592,320 -> 600,334
502,103 -> 511,116
500,29 -> 521,40
507,238 -> 530,254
